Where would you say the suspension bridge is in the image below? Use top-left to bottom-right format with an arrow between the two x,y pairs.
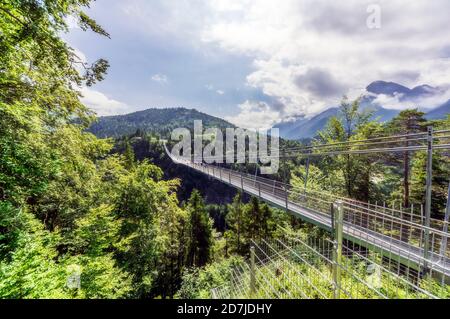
165,127 -> 450,296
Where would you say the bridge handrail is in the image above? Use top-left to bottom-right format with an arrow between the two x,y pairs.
185,158 -> 447,233
165,148 -> 450,259
195,160 -> 443,223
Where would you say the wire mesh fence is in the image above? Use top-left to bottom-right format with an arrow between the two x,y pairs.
211,229 -> 450,299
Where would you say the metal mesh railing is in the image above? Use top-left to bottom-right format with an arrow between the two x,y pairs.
211,230 -> 449,299
164,128 -> 450,281
171,156 -> 450,279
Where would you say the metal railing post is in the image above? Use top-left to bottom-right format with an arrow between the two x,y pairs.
330,203 -> 335,234
423,126 -> 433,271
439,182 -> 450,259
241,173 -> 244,191
285,187 -> 289,210
258,182 -> 261,198
211,288 -> 218,299
332,200 -> 344,299
250,246 -> 256,297
304,156 -> 310,195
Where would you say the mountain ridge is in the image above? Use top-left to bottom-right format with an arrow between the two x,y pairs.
88,107 -> 235,138
274,80 -> 449,140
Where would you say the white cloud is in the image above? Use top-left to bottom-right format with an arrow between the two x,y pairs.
77,1 -> 450,128
373,84 -> 450,111
205,84 -> 225,95
201,0 -> 450,127
69,48 -> 133,117
372,94 -> 414,111
80,87 -> 131,116
65,15 -> 80,30
226,100 -> 280,130
151,74 -> 169,84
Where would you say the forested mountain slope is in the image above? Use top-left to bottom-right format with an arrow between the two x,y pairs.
88,107 -> 235,138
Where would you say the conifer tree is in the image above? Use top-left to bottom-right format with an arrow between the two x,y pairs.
186,190 -> 213,267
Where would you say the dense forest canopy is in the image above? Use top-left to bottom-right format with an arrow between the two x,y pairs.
0,0 -> 192,298
0,0 -> 292,299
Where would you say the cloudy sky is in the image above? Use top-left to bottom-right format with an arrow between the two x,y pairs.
64,0 -> 450,129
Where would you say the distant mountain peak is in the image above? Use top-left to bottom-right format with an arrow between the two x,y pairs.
88,107 -> 235,138
366,80 -> 442,98
366,81 -> 411,96
410,84 -> 440,97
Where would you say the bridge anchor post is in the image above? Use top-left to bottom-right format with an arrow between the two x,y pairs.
423,126 -> 433,273
332,201 -> 344,299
